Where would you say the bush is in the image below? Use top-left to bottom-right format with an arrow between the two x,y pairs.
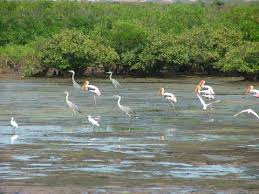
217,41 -> 259,80
41,29 -> 118,73
0,43 -> 43,76
0,1 -> 258,78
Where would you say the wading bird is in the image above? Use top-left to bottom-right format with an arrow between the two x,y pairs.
245,85 -> 259,98
64,91 -> 81,115
114,95 -> 135,117
157,88 -> 177,112
68,70 -> 81,89
10,117 -> 18,134
88,115 -> 100,127
233,109 -> 259,119
194,85 -> 215,100
198,80 -> 215,95
81,80 -> 101,105
196,93 -> 220,110
106,71 -> 120,88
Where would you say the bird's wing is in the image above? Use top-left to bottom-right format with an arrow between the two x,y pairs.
249,109 -> 259,119
197,93 -> 206,107
73,82 -> 81,89
11,120 -> 18,128
88,85 -> 101,95
202,94 -> 215,99
207,100 -> 221,106
112,79 -> 120,88
90,118 -> 99,126
88,85 -> 97,91
233,109 -> 249,117
203,85 -> 215,94
123,105 -> 136,115
209,87 -> 215,94
200,90 -> 211,94
94,116 -> 101,122
71,102 -> 81,113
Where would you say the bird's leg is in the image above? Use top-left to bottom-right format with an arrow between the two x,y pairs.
93,95 -> 96,105
12,127 -> 15,135
208,98 -> 213,110
72,109 -> 76,116
170,101 -> 176,114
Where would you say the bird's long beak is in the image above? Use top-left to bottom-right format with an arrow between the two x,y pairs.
193,85 -> 199,95
244,86 -> 250,94
156,89 -> 161,96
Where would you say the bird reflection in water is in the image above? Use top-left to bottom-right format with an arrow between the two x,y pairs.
10,134 -> 18,145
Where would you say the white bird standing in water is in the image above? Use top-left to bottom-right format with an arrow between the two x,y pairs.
157,88 -> 177,112
198,80 -> 215,95
194,85 -> 215,100
88,115 -> 100,127
233,109 -> 259,119
68,70 -> 81,89
64,91 -> 81,115
114,95 -> 136,117
81,80 -> 101,105
196,93 -> 220,110
10,117 -> 18,134
106,71 -> 120,88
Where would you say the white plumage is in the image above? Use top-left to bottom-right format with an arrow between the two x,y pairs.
196,93 -> 220,110
10,117 -> 18,134
157,88 -> 177,112
233,109 -> 259,119
198,80 -> 215,95
245,85 -> 259,98
88,115 -> 100,127
10,117 -> 18,128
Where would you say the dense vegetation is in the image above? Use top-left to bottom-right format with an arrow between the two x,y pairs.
0,1 -> 258,79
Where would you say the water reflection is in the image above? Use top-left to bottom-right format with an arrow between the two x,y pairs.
10,134 -> 18,144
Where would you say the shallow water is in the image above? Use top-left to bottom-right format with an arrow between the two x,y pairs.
0,77 -> 259,192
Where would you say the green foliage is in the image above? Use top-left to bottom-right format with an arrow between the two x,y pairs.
217,41 -> 259,80
0,43 -> 42,76
41,29 -> 118,72
0,1 -> 258,79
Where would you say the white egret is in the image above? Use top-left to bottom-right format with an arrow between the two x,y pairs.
81,80 -> 101,105
233,109 -> 259,119
106,71 -> 120,88
10,117 -> 18,134
68,70 -> 81,89
88,115 -> 100,127
64,91 -> 81,115
157,88 -> 177,112
196,93 -> 220,110
113,95 -> 136,117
